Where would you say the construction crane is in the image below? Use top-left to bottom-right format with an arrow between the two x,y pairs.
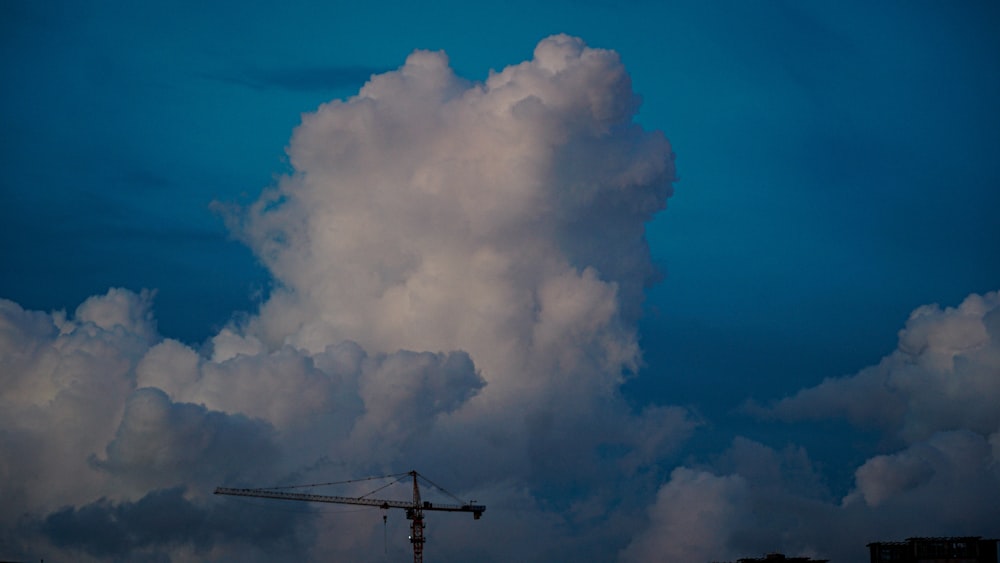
215,470 -> 485,563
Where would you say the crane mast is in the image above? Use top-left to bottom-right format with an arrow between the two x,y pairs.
215,470 -> 484,563
410,470 -> 425,562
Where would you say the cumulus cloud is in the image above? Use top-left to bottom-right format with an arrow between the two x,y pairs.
622,292 -> 1000,562
1,35 -> 691,561
0,291 -> 317,560
620,467 -> 748,562
95,387 -> 280,492
760,290 -> 1000,533
220,32 -> 686,494
39,487 -> 310,562
844,429 -> 1000,511
0,288 -> 491,560
74,288 -> 159,343
620,435 -> 853,561
217,32 -> 687,513
137,339 -> 348,430
619,292 -> 1000,562
624,431 -> 1000,561
767,291 -> 1000,442
0,290 -> 154,517
232,34 -> 673,395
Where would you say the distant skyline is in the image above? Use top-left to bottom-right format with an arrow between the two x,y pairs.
2,1 -> 998,561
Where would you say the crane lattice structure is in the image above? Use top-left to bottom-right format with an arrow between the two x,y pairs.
215,470 -> 484,563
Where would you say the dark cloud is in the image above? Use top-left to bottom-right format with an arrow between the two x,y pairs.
96,387 -> 280,491
39,487 -> 309,561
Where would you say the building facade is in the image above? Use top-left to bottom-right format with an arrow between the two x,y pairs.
867,537 -> 998,563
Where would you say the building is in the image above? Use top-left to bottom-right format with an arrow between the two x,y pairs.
867,537 -> 998,563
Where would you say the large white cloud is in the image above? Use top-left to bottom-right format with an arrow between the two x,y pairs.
220,29 -> 690,515
1,35 -> 692,562
232,34 -> 673,401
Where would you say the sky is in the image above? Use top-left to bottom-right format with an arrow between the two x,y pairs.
1,1 -> 999,561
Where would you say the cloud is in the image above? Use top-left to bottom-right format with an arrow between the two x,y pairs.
0,291 -> 315,561
95,387 -> 280,492
219,31 -> 685,492
841,428 -> 1000,532
619,292 -> 1000,562
232,34 -> 673,372
74,287 -> 159,342
619,467 -> 749,562
0,290 -> 155,516
137,339 -> 348,430
350,349 -> 484,448
219,32 -> 685,488
766,290 -> 1000,442
620,435 -> 852,561
1,35 -> 691,561
624,431 -> 1000,561
624,292 -> 1000,561
39,487 -> 310,562
0,289 -> 488,561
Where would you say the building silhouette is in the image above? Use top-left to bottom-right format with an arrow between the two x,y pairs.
867,537 -> 998,563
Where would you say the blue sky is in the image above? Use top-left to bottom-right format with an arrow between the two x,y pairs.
2,1 -> 999,561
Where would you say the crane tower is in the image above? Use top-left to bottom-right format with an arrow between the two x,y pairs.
215,470 -> 485,562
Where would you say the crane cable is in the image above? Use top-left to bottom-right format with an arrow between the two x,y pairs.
359,474 -> 409,499
382,508 -> 388,555
258,472 -> 410,491
416,472 -> 466,505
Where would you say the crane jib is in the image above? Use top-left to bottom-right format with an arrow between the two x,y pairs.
216,471 -> 485,563
213,487 -> 486,517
